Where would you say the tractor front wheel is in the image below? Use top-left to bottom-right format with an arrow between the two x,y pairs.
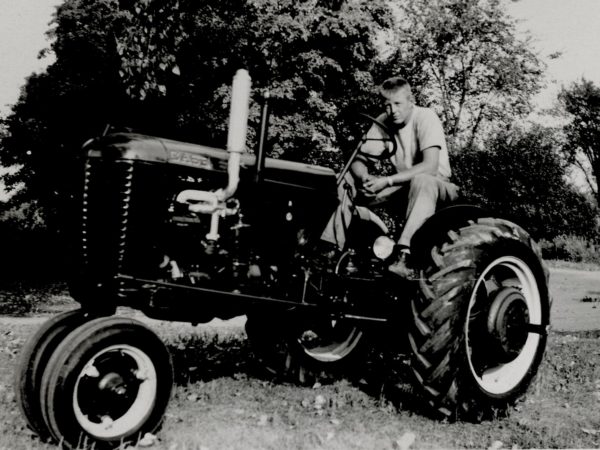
14,309 -> 96,441
38,316 -> 173,449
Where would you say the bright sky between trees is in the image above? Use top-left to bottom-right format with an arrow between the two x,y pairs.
0,0 -> 599,115
508,0 -> 600,108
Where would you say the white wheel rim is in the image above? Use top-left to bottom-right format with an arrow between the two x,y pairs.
299,251 -> 364,363
73,344 -> 158,440
465,256 -> 543,395
300,323 -> 363,363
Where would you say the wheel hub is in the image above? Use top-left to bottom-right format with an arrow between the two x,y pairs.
98,372 -> 128,396
73,344 -> 160,440
486,287 -> 530,362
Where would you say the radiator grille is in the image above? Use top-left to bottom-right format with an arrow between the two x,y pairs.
75,157 -> 169,303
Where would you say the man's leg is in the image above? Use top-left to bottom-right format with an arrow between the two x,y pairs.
398,174 -> 458,247
321,174 -> 403,249
320,173 -> 357,250
389,174 -> 458,278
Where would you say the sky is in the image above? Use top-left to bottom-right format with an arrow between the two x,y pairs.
0,0 -> 60,116
507,0 -> 600,108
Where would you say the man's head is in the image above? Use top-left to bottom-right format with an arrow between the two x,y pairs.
379,77 -> 414,126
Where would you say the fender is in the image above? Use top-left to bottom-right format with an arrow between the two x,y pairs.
354,206 -> 389,234
411,204 -> 490,267
342,206 -> 389,252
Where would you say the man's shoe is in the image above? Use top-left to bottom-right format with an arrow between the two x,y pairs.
388,251 -> 417,279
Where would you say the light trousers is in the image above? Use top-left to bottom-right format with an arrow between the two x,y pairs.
321,173 -> 459,249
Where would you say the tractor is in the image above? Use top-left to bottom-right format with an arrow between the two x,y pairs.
15,70 -> 550,449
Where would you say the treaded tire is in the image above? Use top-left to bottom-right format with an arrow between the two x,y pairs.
39,316 -> 173,449
14,309 -> 96,441
408,218 -> 550,421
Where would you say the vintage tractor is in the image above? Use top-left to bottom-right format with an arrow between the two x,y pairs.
14,70 -> 550,449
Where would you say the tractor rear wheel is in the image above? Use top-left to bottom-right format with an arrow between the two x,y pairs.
408,218 -> 550,420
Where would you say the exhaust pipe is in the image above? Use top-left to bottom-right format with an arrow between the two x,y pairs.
217,69 -> 252,201
176,69 -> 251,241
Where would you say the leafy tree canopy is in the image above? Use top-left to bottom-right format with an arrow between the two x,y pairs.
558,78 -> 600,204
388,0 -> 544,149
0,0 -> 393,225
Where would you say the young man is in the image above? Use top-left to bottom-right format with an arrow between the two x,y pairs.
321,76 -> 458,277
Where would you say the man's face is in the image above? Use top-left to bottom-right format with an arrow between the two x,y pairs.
382,87 -> 413,125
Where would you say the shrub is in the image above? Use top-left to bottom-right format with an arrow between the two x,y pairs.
0,201 -> 69,280
539,235 -> 600,265
452,125 -> 600,241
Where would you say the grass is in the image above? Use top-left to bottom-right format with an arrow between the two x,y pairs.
545,259 -> 600,272
0,281 -> 72,316
0,318 -> 599,450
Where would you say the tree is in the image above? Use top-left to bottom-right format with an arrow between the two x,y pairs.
558,78 -> 600,204
0,0 -> 394,224
0,0 -> 132,228
452,124 -> 598,240
386,0 -> 544,149
115,0 -> 395,164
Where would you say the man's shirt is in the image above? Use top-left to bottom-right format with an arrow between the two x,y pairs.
361,106 -> 451,180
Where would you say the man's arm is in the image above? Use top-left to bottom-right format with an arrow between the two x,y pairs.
350,156 -> 373,182
363,146 -> 439,194
387,145 -> 439,184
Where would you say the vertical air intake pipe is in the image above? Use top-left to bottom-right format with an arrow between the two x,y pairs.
176,69 -> 251,240
217,69 -> 252,201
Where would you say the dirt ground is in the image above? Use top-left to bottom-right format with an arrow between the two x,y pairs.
548,267 -> 600,331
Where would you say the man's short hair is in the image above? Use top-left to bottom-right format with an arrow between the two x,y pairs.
379,77 -> 412,97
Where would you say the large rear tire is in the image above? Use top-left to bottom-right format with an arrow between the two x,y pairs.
14,309 -> 96,441
408,218 -> 550,420
39,316 -> 173,449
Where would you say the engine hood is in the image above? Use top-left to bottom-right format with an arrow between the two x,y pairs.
83,132 -> 337,192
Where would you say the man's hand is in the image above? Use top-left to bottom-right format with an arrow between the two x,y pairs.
362,176 -> 389,196
361,173 -> 376,184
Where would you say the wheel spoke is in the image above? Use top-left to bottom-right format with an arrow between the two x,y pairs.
524,323 -> 547,335
501,277 -> 521,288
134,369 -> 148,381
484,275 -> 501,295
101,415 -> 114,429
82,363 -> 100,378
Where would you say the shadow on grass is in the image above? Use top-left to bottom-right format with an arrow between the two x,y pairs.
0,280 -> 72,316
163,328 -> 600,423
166,332 -> 255,385
164,331 -> 433,418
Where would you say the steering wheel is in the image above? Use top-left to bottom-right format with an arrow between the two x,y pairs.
336,113 -> 398,186
357,113 -> 398,160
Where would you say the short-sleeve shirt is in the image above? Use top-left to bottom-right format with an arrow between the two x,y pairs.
361,106 -> 451,180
